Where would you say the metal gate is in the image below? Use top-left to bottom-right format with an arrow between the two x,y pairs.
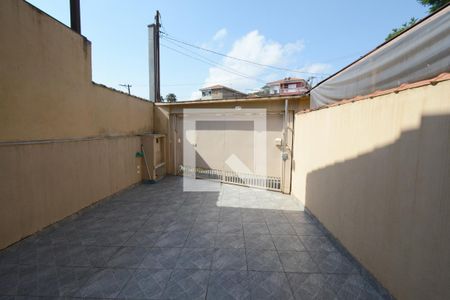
179,165 -> 281,191
173,112 -> 288,192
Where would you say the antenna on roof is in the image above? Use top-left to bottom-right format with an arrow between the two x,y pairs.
119,84 -> 132,95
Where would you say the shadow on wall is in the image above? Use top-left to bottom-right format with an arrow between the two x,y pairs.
304,114 -> 450,300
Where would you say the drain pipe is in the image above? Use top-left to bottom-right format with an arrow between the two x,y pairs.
281,99 -> 289,192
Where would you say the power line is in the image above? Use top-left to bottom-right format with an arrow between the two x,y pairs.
160,32 -> 330,76
160,43 -> 267,84
162,38 -> 275,82
161,39 -> 268,82
161,78 -> 254,87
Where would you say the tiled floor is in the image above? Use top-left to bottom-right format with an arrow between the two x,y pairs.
0,176 -> 391,299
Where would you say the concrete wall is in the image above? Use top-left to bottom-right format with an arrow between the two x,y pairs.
291,80 -> 450,299
0,137 -> 143,249
0,0 -> 153,141
0,0 -> 153,249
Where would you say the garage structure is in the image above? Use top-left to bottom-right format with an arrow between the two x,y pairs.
154,95 -> 309,193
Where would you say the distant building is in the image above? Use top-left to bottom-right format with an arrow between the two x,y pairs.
200,85 -> 247,100
266,77 -> 309,96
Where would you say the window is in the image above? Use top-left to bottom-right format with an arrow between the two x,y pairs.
202,90 -> 212,97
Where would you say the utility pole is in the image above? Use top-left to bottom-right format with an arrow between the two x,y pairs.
307,76 -> 316,90
119,84 -> 132,95
154,11 -> 161,102
148,11 -> 161,102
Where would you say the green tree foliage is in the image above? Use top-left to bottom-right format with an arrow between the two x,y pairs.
385,0 -> 449,41
418,0 -> 449,12
385,17 -> 418,41
165,93 -> 177,102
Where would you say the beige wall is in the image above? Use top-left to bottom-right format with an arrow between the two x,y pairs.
0,0 -> 153,141
291,80 -> 450,299
0,137 -> 143,249
0,0 -> 153,249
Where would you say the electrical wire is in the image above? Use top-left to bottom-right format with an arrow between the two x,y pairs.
162,37 -> 285,83
160,42 -> 267,84
160,32 -> 330,76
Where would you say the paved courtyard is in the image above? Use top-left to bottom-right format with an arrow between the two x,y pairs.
0,176 -> 390,299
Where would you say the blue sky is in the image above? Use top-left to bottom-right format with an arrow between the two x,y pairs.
27,0 -> 428,100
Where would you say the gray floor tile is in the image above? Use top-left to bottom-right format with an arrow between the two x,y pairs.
245,234 -> 275,250
0,264 -> 19,295
310,251 -> 359,274
118,269 -> 172,299
287,273 -> 338,300
140,248 -> 181,269
243,223 -> 270,235
212,248 -> 247,271
215,234 -> 245,249
175,248 -> 214,269
196,211 -> 220,222
292,223 -> 324,236
154,230 -> 189,248
332,274 -> 385,300
219,208 -> 242,222
267,223 -> 296,235
285,212 -> 313,224
107,247 -> 148,268
249,271 -> 294,299
300,236 -> 337,252
272,235 -> 305,251
55,266 -> 96,297
163,269 -> 210,299
11,264 -> 91,297
246,250 -> 283,272
79,230 -> 134,246
125,231 -> 161,247
77,268 -> 132,298
185,232 -> 216,248
241,212 -> 266,223
264,212 -> 290,224
218,222 -> 243,234
74,246 -> 119,267
207,271 -> 250,300
0,177 -> 391,300
278,251 -> 319,273
0,245 -> 21,266
165,220 -> 194,232
141,218 -> 173,232
192,221 -> 219,233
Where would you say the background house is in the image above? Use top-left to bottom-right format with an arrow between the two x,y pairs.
200,84 -> 247,100
267,77 -> 309,96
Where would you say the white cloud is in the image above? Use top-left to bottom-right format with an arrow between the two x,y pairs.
190,90 -> 202,100
197,30 -> 304,96
201,28 -> 228,50
297,63 -> 331,74
188,30 -> 332,99
213,28 -> 227,41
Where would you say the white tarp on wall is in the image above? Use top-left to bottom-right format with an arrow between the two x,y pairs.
311,6 -> 450,109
